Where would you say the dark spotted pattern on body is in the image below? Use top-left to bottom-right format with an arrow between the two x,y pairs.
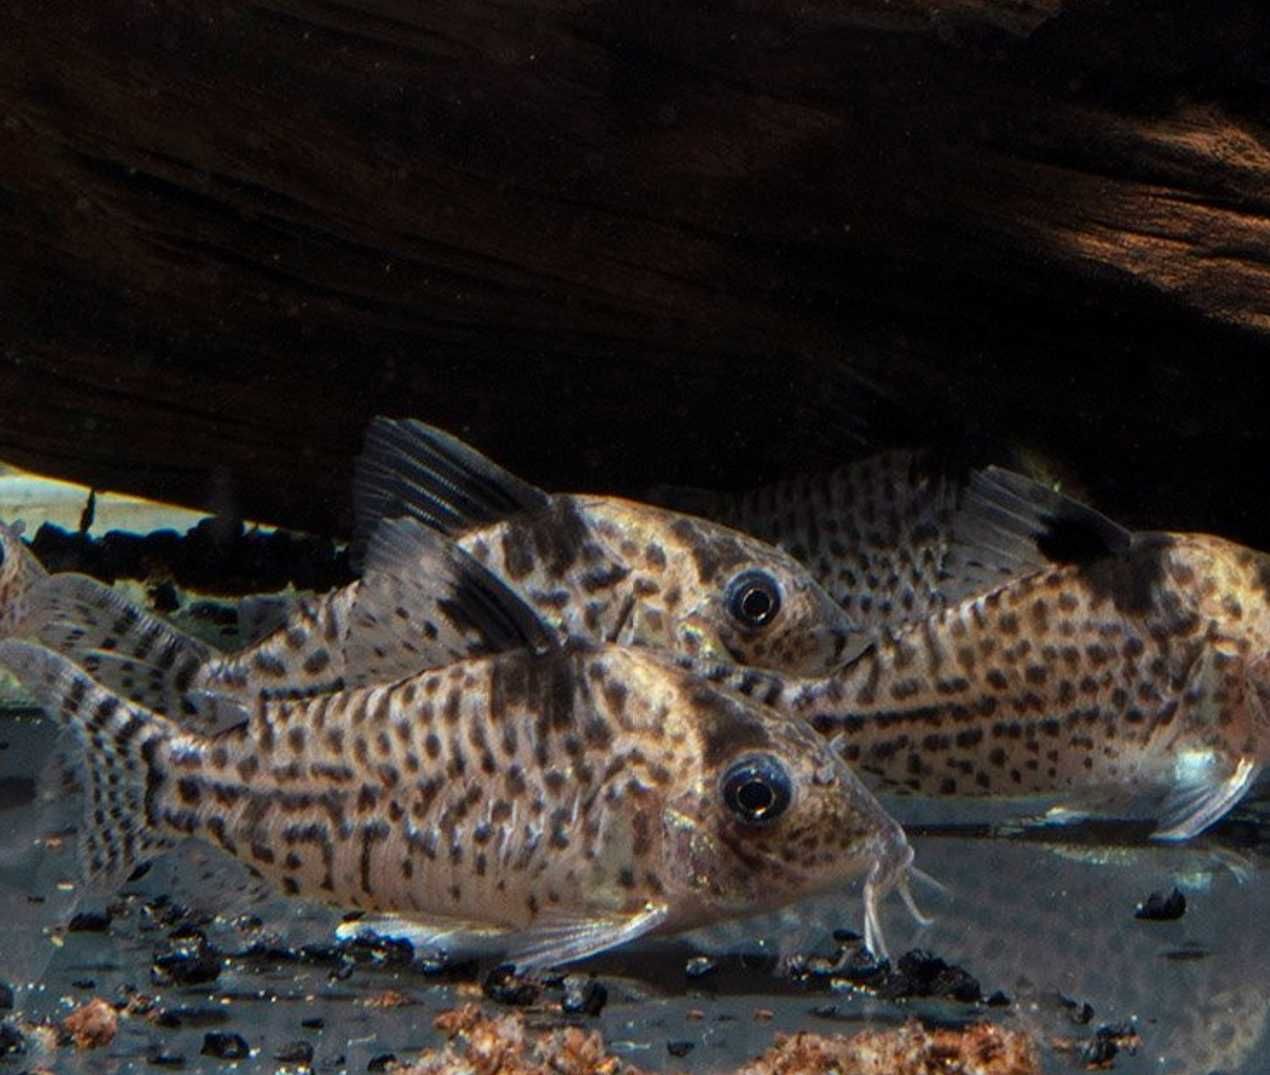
703,533 -> 1270,834
653,451 -> 964,629
0,638 -> 919,965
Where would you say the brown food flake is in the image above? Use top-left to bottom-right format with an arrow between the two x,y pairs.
362,989 -> 415,1009
61,998 -> 119,1050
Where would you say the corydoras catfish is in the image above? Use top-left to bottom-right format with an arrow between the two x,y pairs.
349,418 -> 862,675
652,450 -> 1055,630
0,521 -> 46,636
683,468 -> 1270,840
0,623 -> 921,967
20,420 -> 865,715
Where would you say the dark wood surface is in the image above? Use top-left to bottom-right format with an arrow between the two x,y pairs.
2,1 -> 1268,545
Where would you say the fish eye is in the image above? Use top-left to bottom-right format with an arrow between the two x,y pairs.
725,570 -> 782,629
721,754 -> 792,825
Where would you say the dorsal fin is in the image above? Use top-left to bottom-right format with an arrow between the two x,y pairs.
344,517 -> 559,684
351,417 -> 551,569
944,466 -> 1133,588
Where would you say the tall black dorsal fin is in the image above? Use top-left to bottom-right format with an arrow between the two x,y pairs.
351,418 -> 551,569
347,516 -> 560,683
946,466 -> 1134,585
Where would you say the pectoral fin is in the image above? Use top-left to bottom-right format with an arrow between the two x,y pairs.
1154,755 -> 1260,841
504,902 -> 670,971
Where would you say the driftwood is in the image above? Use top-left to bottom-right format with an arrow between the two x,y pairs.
1,1 -> 1267,543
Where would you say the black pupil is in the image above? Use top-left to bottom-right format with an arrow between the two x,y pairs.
740,587 -> 772,620
722,754 -> 792,825
728,571 -> 781,628
736,779 -> 773,815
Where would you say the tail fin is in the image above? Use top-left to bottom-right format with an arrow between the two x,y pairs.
0,519 -> 48,635
18,573 -> 213,724
0,641 -> 176,893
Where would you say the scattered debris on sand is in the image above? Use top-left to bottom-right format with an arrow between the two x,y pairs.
384,1005 -> 1039,1075
736,1020 -> 1039,1075
61,998 -> 118,1050
387,1004 -> 644,1075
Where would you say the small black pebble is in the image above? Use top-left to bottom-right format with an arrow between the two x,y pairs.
68,909 -> 113,933
301,1017 -> 325,1030
146,1049 -> 185,1067
1081,1022 -> 1138,1066
985,990 -> 1011,1008
832,927 -> 861,943
1135,887 -> 1186,921
275,1040 -> 315,1063
152,934 -> 221,987
667,1040 -> 695,1057
1059,994 -> 1095,1025
329,957 -> 355,982
561,976 -> 607,1016
367,1053 -> 396,1072
0,1022 -> 24,1056
483,965 -> 540,1006
833,945 -> 886,983
684,955 -> 717,978
877,950 -> 981,1003
71,978 -> 97,990
0,983 -> 13,1011
811,1003 -> 838,1018
201,1031 -> 250,1060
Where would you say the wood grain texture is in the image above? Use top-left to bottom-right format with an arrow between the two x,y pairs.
0,1 -> 1267,543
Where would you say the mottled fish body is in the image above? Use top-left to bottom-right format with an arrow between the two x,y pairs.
349,418 -> 861,674
0,635 -> 920,966
652,451 -> 966,627
653,451 -> 1079,630
21,421 -> 863,717
694,470 -> 1270,839
0,521 -> 46,636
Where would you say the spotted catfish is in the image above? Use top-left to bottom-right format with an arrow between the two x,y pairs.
652,450 -> 1057,630
348,417 -> 864,675
19,519 -> 565,726
0,521 -> 46,637
686,468 -> 1270,840
19,422 -> 865,717
0,616 -> 924,967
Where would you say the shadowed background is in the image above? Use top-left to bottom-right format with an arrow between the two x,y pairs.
1,0 -> 1268,543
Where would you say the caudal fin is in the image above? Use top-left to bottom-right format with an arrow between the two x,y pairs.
0,640 -> 176,893
18,573 -> 214,727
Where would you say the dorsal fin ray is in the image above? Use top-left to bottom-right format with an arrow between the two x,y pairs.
944,466 -> 1134,590
352,417 -> 551,569
342,517 -> 559,685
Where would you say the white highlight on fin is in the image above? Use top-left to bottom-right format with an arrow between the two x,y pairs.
1154,755 -> 1260,842
503,902 -> 670,971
